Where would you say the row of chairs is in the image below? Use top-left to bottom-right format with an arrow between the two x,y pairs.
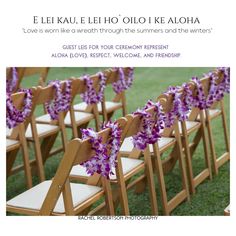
6,68 -> 229,215
6,68 -> 131,187
6,67 -> 128,123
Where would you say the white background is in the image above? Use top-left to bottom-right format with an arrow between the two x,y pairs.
0,0 -> 235,235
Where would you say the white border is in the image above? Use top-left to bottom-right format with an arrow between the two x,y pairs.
0,0 -> 235,235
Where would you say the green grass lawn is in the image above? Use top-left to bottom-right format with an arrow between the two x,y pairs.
6,67 -> 230,216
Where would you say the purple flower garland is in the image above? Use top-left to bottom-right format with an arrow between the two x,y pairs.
182,83 -> 194,115
132,100 -> 165,150
81,72 -> 107,104
214,67 -> 230,99
112,67 -> 134,94
6,67 -> 19,93
221,67 -> 230,93
6,88 -> 33,128
191,77 -> 208,110
164,85 -> 192,127
191,67 -> 230,110
80,121 -> 121,179
45,80 -> 72,120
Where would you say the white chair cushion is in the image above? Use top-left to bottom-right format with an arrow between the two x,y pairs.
97,101 -> 122,113
6,128 -> 12,137
120,136 -> 175,153
64,111 -> 94,126
74,101 -> 122,113
6,139 -> 20,148
25,123 -> 59,138
196,109 -> 221,120
35,114 -> 51,123
7,180 -> 102,214
36,112 -> 94,126
73,102 -> 87,111
178,121 -> 199,134
70,157 -> 144,180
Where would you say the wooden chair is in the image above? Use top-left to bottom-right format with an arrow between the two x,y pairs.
199,70 -> 230,175
67,76 -> 101,136
74,68 -> 131,122
6,128 -> 118,216
120,99 -> 190,215
150,96 -> 190,215
36,76 -> 100,140
99,68 -> 131,122
35,77 -> 101,166
69,114 -> 158,215
155,82 -> 213,195
6,92 -> 33,189
25,84 -> 68,182
177,82 -> 212,194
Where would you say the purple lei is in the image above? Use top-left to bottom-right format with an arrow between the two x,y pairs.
191,77 -> 207,110
81,72 -> 107,104
6,67 -> 19,94
182,83 -> 194,115
6,88 -> 33,128
191,68 -> 230,110
45,80 -> 72,120
132,100 -> 165,150
80,121 -> 121,179
164,85 -> 190,127
215,67 -> 230,98
112,67 -> 134,94
204,71 -> 220,108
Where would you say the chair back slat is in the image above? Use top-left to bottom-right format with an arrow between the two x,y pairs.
70,74 -> 101,97
19,67 -> 49,87
19,67 -> 49,78
104,68 -> 131,85
33,80 -> 70,105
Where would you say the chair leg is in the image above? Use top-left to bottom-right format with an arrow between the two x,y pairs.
205,110 -> 218,175
102,179 -> 115,215
220,100 -> 230,153
189,129 -> 202,156
32,140 -> 45,182
58,113 -> 68,153
153,144 -> 169,215
162,145 -> 179,174
41,133 -> 58,163
115,156 -> 130,215
62,179 -> 75,215
199,112 -> 212,180
6,149 -> 18,178
181,123 -> 195,194
30,120 -> 45,182
19,127 -> 33,188
143,148 -> 158,215
175,126 -> 190,202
